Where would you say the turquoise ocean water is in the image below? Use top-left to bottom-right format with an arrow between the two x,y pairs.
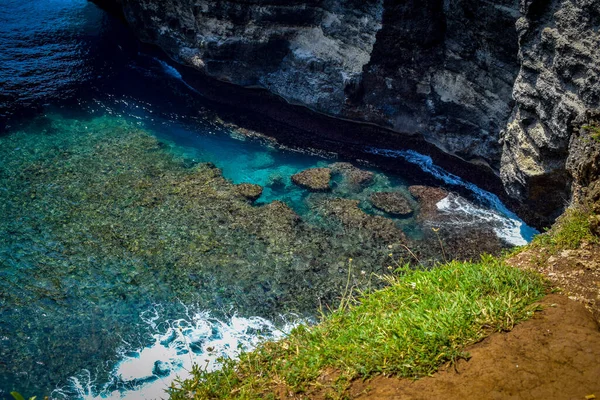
0,1 -> 536,398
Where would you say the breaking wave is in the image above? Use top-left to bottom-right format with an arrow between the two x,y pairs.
366,148 -> 538,245
53,306 -> 299,399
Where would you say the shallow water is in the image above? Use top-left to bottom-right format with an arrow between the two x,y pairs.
0,1 -> 537,398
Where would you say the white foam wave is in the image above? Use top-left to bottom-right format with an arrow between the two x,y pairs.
155,59 -> 182,81
154,59 -> 202,95
53,307 -> 299,399
366,147 -> 538,245
435,194 -> 527,246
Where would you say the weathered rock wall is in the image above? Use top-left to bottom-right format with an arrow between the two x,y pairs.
501,0 -> 600,219
355,0 -> 521,169
115,0 -> 385,116
92,0 -> 600,222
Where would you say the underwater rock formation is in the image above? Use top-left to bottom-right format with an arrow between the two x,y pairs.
92,0 -> 600,223
369,192 -> 413,216
236,183 -> 263,201
317,197 -> 407,242
330,162 -> 374,189
292,167 -> 332,191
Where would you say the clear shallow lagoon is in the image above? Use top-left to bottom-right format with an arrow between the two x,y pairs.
0,1 -> 536,398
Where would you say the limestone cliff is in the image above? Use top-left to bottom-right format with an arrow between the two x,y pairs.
92,0 -> 600,223
501,0 -> 600,219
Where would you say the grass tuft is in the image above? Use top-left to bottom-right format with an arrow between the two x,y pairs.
582,124 -> 600,142
529,207 -> 598,253
170,256 -> 546,399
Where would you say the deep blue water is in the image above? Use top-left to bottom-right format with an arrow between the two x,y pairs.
0,1 -> 537,399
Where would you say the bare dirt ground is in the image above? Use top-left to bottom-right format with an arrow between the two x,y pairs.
330,243 -> 600,400
284,241 -> 600,400
509,243 -> 600,323
348,294 -> 600,400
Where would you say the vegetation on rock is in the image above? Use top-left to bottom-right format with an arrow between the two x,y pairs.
583,124 -> 600,143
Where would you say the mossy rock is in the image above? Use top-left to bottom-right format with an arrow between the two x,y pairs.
236,183 -> 263,201
292,168 -> 332,191
369,192 -> 413,216
330,162 -> 374,188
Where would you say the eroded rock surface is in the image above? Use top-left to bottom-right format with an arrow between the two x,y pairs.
566,111 -> 600,207
94,0 -> 519,169
408,185 -> 448,220
500,1 -> 600,220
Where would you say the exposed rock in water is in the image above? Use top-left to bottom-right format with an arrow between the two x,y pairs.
369,192 -> 413,216
317,198 -> 407,243
407,185 -> 507,260
329,162 -> 374,189
236,183 -> 263,201
292,167 -> 332,191
435,225 -> 507,262
92,0 -> 600,223
408,185 -> 449,220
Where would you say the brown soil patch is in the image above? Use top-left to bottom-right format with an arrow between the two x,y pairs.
508,243 -> 600,323
348,294 -> 600,400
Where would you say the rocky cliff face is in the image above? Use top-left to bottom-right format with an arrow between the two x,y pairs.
501,0 -> 600,219
93,0 -> 600,222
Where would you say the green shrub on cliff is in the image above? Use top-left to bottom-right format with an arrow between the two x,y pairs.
583,124 -> 600,142
530,207 -> 598,252
169,257 -> 545,399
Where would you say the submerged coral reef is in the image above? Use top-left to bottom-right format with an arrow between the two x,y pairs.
0,113 -> 512,395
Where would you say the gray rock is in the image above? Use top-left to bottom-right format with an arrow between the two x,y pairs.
566,111 -> 600,208
500,0 -> 600,220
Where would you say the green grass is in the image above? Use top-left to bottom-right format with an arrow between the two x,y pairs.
528,207 -> 598,253
582,124 -> 600,142
170,256 -> 546,399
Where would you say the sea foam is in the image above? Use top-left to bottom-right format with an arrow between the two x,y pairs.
366,147 -> 538,245
53,307 -> 298,399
